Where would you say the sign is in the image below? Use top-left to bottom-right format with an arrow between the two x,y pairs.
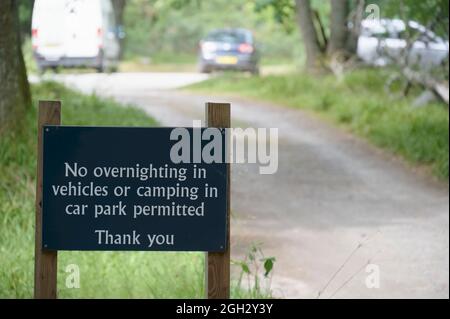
42,126 -> 227,252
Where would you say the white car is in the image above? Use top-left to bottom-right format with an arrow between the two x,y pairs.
358,19 -> 449,69
32,0 -> 121,73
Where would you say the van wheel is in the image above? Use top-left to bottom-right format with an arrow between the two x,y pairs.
96,65 -> 105,73
199,64 -> 212,74
96,51 -> 105,73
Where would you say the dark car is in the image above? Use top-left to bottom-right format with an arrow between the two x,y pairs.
198,28 -> 260,75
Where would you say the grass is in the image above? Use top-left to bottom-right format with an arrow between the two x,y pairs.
187,69 -> 449,180
0,82 -> 271,298
119,53 -> 297,74
119,52 -> 198,73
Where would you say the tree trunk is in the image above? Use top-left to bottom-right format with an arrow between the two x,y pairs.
328,0 -> 349,56
0,0 -> 31,131
112,0 -> 126,25
295,0 -> 324,70
111,0 -> 126,59
346,0 -> 365,55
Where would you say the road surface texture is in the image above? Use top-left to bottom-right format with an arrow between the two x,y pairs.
50,72 -> 449,298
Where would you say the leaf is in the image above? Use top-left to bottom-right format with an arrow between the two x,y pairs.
241,262 -> 251,274
262,257 -> 276,277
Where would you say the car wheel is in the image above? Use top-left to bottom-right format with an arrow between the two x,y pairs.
250,67 -> 260,76
199,64 -> 212,74
96,64 -> 105,73
96,50 -> 105,73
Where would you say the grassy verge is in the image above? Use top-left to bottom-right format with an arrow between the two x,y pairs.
120,53 -> 198,73
119,54 -> 297,74
0,82 -> 270,298
187,69 -> 449,180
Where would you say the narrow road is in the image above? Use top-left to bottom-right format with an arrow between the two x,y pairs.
51,72 -> 449,298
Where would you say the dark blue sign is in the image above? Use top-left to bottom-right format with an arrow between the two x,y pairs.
42,126 -> 227,252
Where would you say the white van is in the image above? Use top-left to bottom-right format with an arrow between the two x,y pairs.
32,0 -> 120,73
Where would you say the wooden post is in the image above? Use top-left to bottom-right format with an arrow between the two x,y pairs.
34,101 -> 60,299
205,102 -> 231,299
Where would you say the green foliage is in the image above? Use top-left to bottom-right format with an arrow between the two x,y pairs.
123,0 -> 302,61
373,0 -> 449,38
263,257 -> 276,277
31,82 -> 157,127
232,243 -> 275,298
16,0 -> 448,65
255,0 -> 296,32
18,0 -> 35,40
22,37 -> 37,75
120,0 -> 449,67
254,0 -> 332,31
188,69 -> 449,180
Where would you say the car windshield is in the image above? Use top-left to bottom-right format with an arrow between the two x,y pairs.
205,30 -> 250,43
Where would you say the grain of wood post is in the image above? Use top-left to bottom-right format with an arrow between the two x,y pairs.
205,102 -> 231,299
34,100 -> 60,299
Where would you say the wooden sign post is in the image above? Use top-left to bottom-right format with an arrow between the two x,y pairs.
35,101 -> 60,299
34,100 -> 231,299
205,103 -> 231,299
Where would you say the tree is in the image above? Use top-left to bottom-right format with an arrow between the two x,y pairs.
18,0 -> 35,40
111,0 -> 127,58
259,0 -> 363,72
346,0 -> 365,55
294,0 -> 361,71
295,0 -> 324,70
112,0 -> 127,25
328,0 -> 349,56
0,0 -> 31,131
